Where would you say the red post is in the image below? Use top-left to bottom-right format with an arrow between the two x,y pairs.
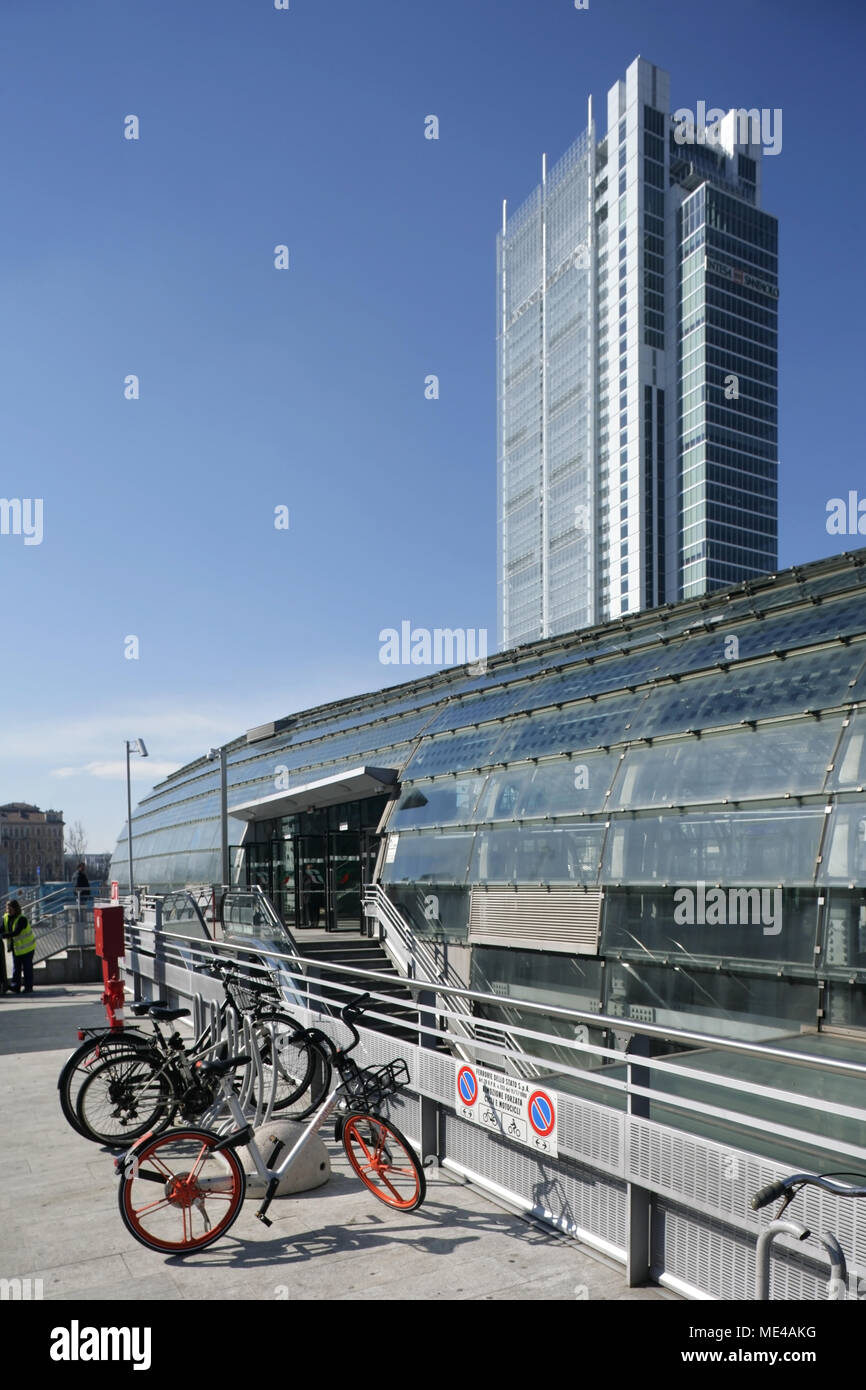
94,904 -> 126,1033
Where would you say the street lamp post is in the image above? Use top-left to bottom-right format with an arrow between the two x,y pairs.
208,745 -> 229,886
125,738 -> 148,896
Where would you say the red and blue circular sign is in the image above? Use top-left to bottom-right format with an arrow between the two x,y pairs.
457,1065 -> 478,1107
528,1090 -> 555,1137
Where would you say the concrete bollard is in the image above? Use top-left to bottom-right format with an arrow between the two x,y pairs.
244,1118 -> 331,1196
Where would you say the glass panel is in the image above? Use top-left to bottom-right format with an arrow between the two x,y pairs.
826,981 -> 866,1029
612,718 -> 843,809
819,803 -> 866,885
605,960 -> 817,1040
388,775 -> 487,829
272,838 -> 295,924
632,647 -> 864,741
471,947 -> 604,1071
380,831 -> 474,884
822,889 -> 866,973
469,823 -> 604,885
423,687 -> 526,734
404,726 -> 506,778
296,835 -> 326,928
601,808 -> 825,886
474,766 -> 536,822
518,751 -> 623,817
330,831 -> 361,930
602,887 -> 819,965
828,710 -> 866,790
491,696 -> 640,764
385,883 -> 470,940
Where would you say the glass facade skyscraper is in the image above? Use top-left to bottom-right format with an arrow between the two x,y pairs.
497,58 -> 779,649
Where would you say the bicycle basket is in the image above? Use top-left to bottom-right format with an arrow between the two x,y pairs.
339,1058 -> 411,1111
221,971 -> 282,1015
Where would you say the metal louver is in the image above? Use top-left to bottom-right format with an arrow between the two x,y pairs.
468,886 -> 602,954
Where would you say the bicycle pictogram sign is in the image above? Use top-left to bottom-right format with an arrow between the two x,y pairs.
457,1065 -> 478,1107
528,1090 -> 555,1138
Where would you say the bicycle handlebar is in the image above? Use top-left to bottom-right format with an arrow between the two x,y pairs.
752,1173 -> 866,1210
337,993 -> 373,1053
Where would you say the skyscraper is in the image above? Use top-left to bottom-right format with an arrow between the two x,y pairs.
497,57 -> 779,649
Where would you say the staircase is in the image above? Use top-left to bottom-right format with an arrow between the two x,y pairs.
298,936 -> 420,1043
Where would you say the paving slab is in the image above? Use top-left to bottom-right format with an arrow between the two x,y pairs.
0,983 -> 670,1302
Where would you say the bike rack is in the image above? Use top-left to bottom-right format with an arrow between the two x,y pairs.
755,1220 -> 848,1300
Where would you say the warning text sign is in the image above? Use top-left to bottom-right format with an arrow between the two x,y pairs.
454,1063 -> 558,1158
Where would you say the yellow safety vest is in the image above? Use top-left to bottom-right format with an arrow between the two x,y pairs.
3,912 -> 35,955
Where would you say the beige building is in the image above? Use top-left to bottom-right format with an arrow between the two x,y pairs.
0,803 -> 65,885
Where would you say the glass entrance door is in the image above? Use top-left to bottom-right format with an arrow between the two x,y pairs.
329,830 -> 362,932
295,834 -> 327,929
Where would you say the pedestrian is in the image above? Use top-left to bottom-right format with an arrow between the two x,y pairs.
3,899 -> 36,995
73,862 -> 90,902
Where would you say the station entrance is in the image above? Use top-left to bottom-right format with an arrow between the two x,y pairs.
230,774 -> 394,933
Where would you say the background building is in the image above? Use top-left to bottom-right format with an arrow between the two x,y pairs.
497,56 -> 779,648
0,803 -> 65,885
114,547 -> 866,1045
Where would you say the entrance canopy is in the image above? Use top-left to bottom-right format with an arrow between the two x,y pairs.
229,766 -> 399,823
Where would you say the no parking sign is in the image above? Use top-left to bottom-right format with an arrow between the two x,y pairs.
454,1063 -> 558,1157
456,1065 -> 478,1119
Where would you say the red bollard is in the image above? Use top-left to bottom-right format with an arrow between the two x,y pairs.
94,904 -> 126,1033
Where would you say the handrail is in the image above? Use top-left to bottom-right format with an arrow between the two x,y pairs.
123,927 -> 866,1176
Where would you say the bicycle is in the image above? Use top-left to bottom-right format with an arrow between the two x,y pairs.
751,1172 -> 866,1299
68,963 -> 318,1145
57,1002 -> 170,1138
114,993 -> 426,1253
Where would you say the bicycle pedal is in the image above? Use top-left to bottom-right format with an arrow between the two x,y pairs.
255,1210 -> 273,1228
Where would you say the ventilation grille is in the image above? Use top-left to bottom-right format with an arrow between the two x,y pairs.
468,887 -> 602,953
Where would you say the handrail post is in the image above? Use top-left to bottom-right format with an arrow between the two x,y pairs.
626,1033 -> 652,1287
417,985 -> 441,1167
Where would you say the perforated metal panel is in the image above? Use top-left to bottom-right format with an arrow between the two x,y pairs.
652,1200 -> 839,1301
444,1113 -> 627,1253
468,887 -> 602,952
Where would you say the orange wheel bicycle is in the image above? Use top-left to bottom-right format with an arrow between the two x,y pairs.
118,1128 -> 246,1253
341,1112 -> 426,1211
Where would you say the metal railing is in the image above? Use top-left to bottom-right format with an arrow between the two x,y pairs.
121,912 -> 866,1299
32,906 -> 95,963
364,883 -> 540,1076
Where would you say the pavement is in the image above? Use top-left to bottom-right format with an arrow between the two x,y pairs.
0,982 -> 671,1302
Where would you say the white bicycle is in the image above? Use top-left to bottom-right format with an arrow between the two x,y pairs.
114,993 -> 426,1253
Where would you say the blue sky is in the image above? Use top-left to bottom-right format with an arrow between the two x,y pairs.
1,0 -> 863,852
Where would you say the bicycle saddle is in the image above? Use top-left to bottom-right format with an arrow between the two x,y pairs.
131,999 -> 169,1016
195,1053 -> 252,1076
148,1006 -> 190,1021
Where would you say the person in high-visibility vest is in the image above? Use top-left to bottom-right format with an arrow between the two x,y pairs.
3,900 -> 36,994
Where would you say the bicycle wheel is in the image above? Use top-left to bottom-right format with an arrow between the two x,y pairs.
58,1030 -> 154,1138
118,1128 -> 246,1254
252,1019 -> 331,1119
248,1013 -> 315,1113
342,1112 -> 426,1211
75,1051 -> 174,1146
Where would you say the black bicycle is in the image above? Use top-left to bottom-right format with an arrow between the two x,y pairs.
62,963 -> 317,1145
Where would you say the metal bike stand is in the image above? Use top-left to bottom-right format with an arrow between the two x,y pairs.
755,1221 -> 848,1300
